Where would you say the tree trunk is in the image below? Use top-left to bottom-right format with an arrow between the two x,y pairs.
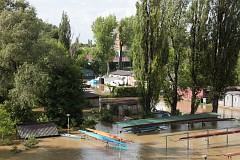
212,94 -> 219,113
145,77 -> 152,116
172,50 -> 179,116
107,62 -> 110,76
190,88 -> 197,114
119,41 -> 123,70
171,73 -> 178,116
171,102 -> 176,116
145,95 -> 151,116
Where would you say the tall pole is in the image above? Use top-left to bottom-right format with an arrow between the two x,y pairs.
67,114 -> 70,134
226,128 -> 229,146
207,130 -> 209,148
166,136 -> 168,155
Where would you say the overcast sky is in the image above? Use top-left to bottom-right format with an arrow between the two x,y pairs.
27,0 -> 137,43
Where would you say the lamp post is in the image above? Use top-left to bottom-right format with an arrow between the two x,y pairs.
67,114 -> 70,134
202,155 -> 207,160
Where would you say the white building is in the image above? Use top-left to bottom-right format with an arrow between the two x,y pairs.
219,91 -> 240,108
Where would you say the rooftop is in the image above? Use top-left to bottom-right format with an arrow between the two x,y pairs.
110,70 -> 134,76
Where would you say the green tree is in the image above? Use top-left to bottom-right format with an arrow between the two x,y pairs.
0,0 -> 40,103
0,1 -> 85,127
187,0 -> 211,114
5,63 -> 48,123
133,0 -> 169,116
162,0 -> 189,116
39,20 -> 59,40
92,14 -> 117,75
41,40 -> 84,127
0,0 -> 10,11
70,35 -> 82,59
207,0 -> 240,113
118,16 -> 134,69
58,11 -> 71,51
0,110 -> 15,143
236,56 -> 240,85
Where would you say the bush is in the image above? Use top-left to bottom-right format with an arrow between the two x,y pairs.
0,110 -> 15,145
11,145 -> 21,153
2,137 -> 14,145
70,118 -> 78,130
123,109 -> 131,116
99,109 -> 113,123
82,118 -> 97,129
23,136 -> 39,149
175,109 -> 182,115
110,106 -> 119,116
111,87 -> 138,97
37,114 -> 49,122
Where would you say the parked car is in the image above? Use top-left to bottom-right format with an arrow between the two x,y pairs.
154,110 -> 171,118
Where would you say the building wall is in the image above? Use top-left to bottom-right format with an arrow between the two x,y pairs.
108,73 -> 136,86
118,104 -> 142,116
219,91 -> 240,108
233,95 -> 240,107
225,94 -> 233,106
178,87 -> 205,100
88,98 -> 99,107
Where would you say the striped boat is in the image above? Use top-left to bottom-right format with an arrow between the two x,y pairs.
79,130 -> 126,146
60,134 -> 81,139
85,128 -> 132,142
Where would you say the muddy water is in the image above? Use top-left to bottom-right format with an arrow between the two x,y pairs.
1,102 -> 240,160
1,120 -> 240,160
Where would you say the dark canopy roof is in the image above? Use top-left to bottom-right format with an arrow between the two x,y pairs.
116,113 -> 219,128
110,70 -> 134,76
16,122 -> 59,139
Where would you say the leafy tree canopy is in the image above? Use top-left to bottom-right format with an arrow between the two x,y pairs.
92,14 -> 117,75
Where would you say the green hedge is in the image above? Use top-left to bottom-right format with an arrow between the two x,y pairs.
112,87 -> 138,97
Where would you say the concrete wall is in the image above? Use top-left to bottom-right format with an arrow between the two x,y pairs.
118,104 -> 142,116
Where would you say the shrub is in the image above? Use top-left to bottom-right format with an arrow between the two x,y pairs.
112,87 -> 138,97
110,106 -> 119,116
99,109 -> 113,123
175,109 -> 182,115
123,109 -> 131,116
23,136 -> 39,149
82,118 -> 97,129
11,145 -> 21,153
70,118 -> 78,130
37,114 -> 49,122
2,137 -> 14,145
0,110 -> 15,145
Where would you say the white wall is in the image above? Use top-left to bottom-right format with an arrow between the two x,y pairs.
221,91 -> 240,108
233,94 -> 240,107
225,94 -> 233,106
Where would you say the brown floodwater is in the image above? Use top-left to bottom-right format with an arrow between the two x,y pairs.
1,120 -> 240,160
1,103 -> 240,160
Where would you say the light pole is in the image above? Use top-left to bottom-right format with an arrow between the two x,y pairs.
202,155 -> 207,160
67,114 -> 70,134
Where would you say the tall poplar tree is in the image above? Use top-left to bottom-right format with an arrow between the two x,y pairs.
133,0 -> 169,116
208,0 -> 240,113
92,14 -> 117,75
163,0 -> 189,116
118,16 -> 134,69
58,11 -> 71,51
187,0 -> 211,114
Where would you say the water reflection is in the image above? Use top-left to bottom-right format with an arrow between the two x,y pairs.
1,119 -> 240,160
1,101 -> 240,159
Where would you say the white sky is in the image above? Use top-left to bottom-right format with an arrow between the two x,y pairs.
27,0 -> 137,43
